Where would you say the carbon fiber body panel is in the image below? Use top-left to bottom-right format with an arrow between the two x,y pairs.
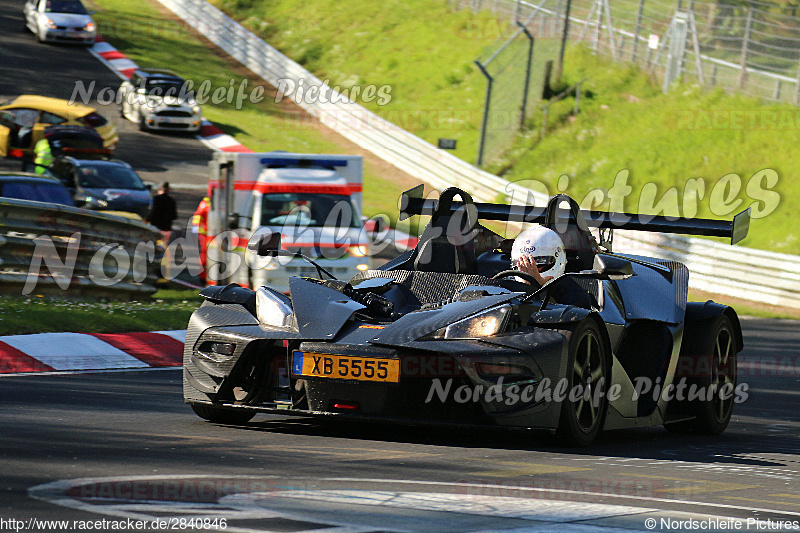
289,277 -> 365,339
370,293 -> 520,346
350,269 -> 502,305
615,255 -> 689,323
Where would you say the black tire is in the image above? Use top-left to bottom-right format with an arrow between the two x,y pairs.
138,114 -> 148,132
191,404 -> 256,425
664,315 -> 737,434
556,319 -> 609,446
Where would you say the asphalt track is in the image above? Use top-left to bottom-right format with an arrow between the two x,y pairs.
0,317 -> 798,532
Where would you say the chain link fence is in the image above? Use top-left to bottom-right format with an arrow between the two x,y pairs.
457,0 -> 800,104
451,0 -> 564,166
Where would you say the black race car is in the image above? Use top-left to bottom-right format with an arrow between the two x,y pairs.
183,185 -> 750,445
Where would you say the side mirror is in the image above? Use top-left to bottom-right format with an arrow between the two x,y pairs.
592,254 -> 634,279
248,231 -> 282,257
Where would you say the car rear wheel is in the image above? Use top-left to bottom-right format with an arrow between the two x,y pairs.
191,404 -> 255,425
665,315 -> 737,434
556,319 -> 609,446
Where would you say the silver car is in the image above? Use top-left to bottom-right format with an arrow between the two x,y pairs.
118,69 -> 203,133
24,0 -> 96,45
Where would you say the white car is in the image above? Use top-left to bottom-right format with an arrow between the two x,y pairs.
24,0 -> 96,45
118,69 -> 203,133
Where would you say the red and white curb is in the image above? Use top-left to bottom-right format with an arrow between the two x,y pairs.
88,37 -> 251,153
0,330 -> 185,374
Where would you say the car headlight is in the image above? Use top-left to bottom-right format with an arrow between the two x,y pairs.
84,22 -> 95,31
348,244 -> 368,257
429,305 -> 512,340
81,195 -> 108,209
45,18 -> 57,29
255,287 -> 293,328
192,105 -> 201,114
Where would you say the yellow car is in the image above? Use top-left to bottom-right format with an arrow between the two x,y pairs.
0,95 -> 118,158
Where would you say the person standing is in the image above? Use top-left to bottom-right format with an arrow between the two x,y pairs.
148,182 -> 178,245
191,195 -> 211,284
33,137 -> 53,175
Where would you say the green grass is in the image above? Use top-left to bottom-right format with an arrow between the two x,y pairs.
0,289 -> 202,335
209,0 -> 514,164
496,45 -> 800,254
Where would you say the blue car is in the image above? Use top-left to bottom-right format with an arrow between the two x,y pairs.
0,172 -> 75,206
52,157 -> 152,218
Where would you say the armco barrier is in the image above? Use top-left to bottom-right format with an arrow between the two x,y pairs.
157,0 -> 800,309
615,230 -> 800,309
0,199 -> 162,296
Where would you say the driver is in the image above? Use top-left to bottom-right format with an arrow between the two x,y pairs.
511,226 -> 566,286
511,225 -> 596,309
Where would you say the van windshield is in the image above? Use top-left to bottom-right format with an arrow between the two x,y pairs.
261,192 -> 359,228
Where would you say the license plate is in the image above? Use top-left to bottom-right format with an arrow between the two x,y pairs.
160,117 -> 172,124
292,351 -> 399,383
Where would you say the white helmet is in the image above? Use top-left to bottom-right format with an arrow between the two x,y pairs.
511,226 -> 567,279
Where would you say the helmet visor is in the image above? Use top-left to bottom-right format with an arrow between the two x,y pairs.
533,256 -> 556,272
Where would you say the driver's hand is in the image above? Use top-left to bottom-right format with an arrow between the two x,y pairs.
517,255 -> 553,286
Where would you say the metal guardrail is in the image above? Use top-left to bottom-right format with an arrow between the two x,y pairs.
615,230 -> 800,309
0,198 -> 162,296
157,0 -> 800,309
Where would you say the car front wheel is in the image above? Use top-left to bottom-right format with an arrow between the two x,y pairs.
556,319 -> 609,446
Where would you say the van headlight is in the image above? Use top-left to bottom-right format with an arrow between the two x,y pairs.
348,245 -> 368,257
255,287 -> 293,328
429,305 -> 512,339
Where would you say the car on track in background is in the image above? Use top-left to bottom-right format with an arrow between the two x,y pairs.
23,0 -> 96,45
183,185 -> 750,446
0,95 -> 118,159
118,69 -> 202,133
52,157 -> 152,217
0,172 -> 75,206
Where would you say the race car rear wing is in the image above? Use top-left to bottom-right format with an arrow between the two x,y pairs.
399,184 -> 751,245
